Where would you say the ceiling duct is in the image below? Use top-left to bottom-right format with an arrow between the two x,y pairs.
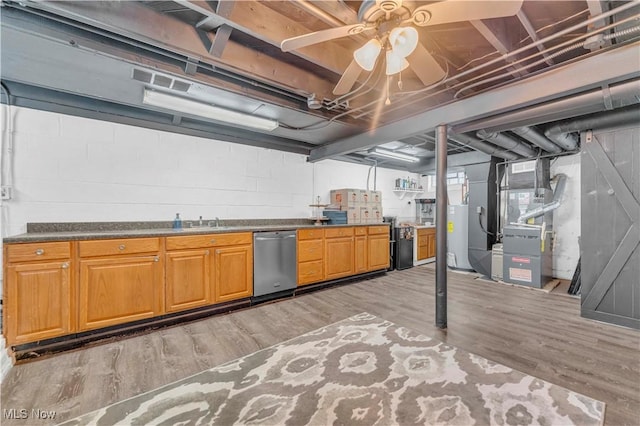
544,104 -> 640,150
511,127 -> 563,154
449,133 -> 520,161
476,130 -> 538,158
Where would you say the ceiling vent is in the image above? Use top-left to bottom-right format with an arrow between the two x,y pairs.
132,68 -> 192,93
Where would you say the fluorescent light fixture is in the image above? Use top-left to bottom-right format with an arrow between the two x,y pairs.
142,89 -> 279,131
370,147 -> 420,162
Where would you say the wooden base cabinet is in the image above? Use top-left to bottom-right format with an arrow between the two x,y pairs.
355,233 -> 368,274
165,250 -> 211,313
77,237 -> 163,331
417,228 -> 437,261
79,255 -> 163,331
165,232 -> 253,308
214,245 -> 252,302
5,261 -> 72,345
4,241 -> 74,345
368,226 -> 390,271
297,229 -> 324,286
324,227 -> 355,280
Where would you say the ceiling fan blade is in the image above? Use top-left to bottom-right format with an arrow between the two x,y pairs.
413,0 -> 523,27
333,60 -> 363,95
407,43 -> 446,86
281,23 -> 369,52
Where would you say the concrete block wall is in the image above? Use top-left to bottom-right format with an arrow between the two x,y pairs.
1,106 -> 419,236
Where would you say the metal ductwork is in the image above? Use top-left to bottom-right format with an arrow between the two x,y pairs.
449,133 -> 520,160
516,173 -> 568,224
511,127 -> 563,154
544,105 -> 640,150
453,79 -> 640,134
476,129 -> 538,158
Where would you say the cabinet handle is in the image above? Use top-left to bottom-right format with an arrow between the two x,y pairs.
205,250 -> 210,255
35,249 -> 45,256
154,256 -> 159,262
216,250 -> 221,255
210,239 -> 216,244
61,262 -> 69,269
118,244 -> 126,250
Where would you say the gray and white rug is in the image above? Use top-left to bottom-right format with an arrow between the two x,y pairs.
59,313 -> 605,425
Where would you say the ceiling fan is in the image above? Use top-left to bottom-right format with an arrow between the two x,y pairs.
281,0 -> 524,96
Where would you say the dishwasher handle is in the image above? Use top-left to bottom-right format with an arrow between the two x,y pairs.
255,235 -> 297,241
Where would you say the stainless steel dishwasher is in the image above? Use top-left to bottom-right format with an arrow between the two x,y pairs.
253,231 -> 297,298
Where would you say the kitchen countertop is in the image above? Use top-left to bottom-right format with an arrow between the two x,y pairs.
412,224 -> 436,229
4,220 -> 389,243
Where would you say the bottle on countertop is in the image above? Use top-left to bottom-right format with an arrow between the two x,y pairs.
173,213 -> 183,229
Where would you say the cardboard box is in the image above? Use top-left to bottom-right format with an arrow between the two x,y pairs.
345,206 -> 361,224
370,190 -> 382,204
359,206 -> 371,223
330,189 -> 360,207
370,206 -> 383,223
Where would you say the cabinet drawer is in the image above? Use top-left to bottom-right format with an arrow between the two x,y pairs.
298,260 -> 323,285
354,227 -> 367,236
298,240 -> 323,262
325,227 -> 353,238
79,237 -> 160,257
166,232 -> 252,250
418,228 -> 436,236
298,228 -> 324,240
6,241 -> 71,263
368,225 -> 389,235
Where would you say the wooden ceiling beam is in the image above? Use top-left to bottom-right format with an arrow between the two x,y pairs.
470,19 -> 528,78
178,0 -> 355,76
23,0 -> 340,100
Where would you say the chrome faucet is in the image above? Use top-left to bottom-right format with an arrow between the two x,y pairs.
199,215 -> 203,227
208,217 -> 221,228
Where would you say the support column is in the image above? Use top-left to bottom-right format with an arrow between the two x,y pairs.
435,124 -> 448,329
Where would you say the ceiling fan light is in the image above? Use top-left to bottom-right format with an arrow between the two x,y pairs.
354,39 -> 382,71
389,26 -> 419,58
386,50 -> 409,75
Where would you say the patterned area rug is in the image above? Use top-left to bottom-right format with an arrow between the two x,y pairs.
59,313 -> 605,425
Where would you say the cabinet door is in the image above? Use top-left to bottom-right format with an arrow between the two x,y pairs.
79,256 -> 163,331
325,237 -> 354,280
214,245 -> 253,302
355,235 -> 368,274
166,250 -> 211,313
5,261 -> 72,345
417,235 -> 429,261
368,234 -> 390,271
428,234 -> 437,258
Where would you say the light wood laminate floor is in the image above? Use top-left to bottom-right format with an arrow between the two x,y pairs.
2,266 -> 639,425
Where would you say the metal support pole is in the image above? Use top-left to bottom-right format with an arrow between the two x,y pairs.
435,124 -> 448,329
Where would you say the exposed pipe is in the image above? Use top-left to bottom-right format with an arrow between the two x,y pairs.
476,129 -> 538,158
517,174 -> 568,223
449,133 -> 521,161
511,127 -> 563,154
544,105 -> 640,150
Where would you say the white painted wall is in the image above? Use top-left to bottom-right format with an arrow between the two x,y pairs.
2,106 -> 420,236
551,154 -> 581,280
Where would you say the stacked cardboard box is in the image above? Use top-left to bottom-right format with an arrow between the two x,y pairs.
329,188 -> 383,224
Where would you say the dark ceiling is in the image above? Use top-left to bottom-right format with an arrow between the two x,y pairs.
1,0 -> 639,171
